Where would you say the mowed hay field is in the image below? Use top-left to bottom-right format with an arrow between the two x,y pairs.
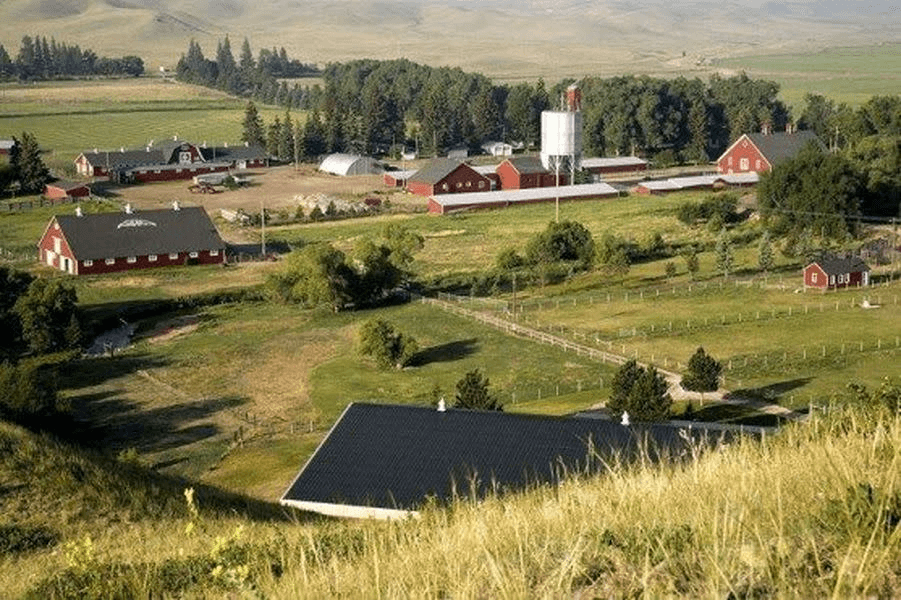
717,42 -> 901,108
0,78 -> 292,173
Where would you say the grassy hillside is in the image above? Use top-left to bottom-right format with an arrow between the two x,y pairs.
3,398 -> 898,598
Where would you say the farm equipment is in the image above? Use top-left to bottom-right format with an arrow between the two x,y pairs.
188,182 -> 220,194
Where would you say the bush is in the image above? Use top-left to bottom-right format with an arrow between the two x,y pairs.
676,193 -> 740,226
357,319 -> 418,369
454,369 -> 502,411
525,221 -> 595,269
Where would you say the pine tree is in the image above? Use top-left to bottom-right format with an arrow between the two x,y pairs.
608,359 -> 671,422
279,112 -> 294,162
715,227 -> 734,278
239,38 -> 255,71
267,116 -> 282,159
11,132 -> 49,194
758,230 -> 775,274
454,369 -> 502,411
681,347 -> 722,393
241,101 -> 265,148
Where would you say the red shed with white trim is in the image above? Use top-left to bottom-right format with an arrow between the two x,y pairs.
803,255 -> 870,290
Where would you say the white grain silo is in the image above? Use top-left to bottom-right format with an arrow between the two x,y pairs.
540,84 -> 583,179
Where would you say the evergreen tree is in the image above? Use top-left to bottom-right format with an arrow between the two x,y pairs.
681,347 -> 722,393
608,360 -> 671,422
454,369 -> 502,411
0,44 -> 16,79
714,227 -> 734,278
10,132 -> 50,194
682,246 -> 700,280
241,101 -> 265,148
279,111 -> 294,161
267,116 -> 282,159
758,230 -> 775,274
239,37 -> 255,71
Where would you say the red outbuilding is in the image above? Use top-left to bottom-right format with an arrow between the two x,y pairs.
405,158 -> 492,196
495,156 -> 565,190
803,255 -> 870,290
717,128 -> 822,174
38,204 -> 225,275
44,180 -> 91,200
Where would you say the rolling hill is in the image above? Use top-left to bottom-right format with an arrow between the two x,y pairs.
0,0 -> 899,79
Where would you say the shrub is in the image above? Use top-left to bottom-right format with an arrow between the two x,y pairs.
357,319 -> 419,369
454,369 -> 502,411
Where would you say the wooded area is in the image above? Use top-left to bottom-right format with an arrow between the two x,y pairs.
0,35 -> 143,79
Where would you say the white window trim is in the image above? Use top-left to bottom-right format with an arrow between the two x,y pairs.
149,254 -> 157,262
209,249 -> 219,257
189,251 -> 199,258
811,272 -> 817,283
127,256 -> 137,264
84,259 -> 93,267
169,253 -> 178,260
105,258 -> 115,265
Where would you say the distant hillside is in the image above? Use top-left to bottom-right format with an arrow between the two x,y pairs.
0,0 -> 898,79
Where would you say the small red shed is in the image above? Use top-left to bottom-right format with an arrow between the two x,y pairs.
44,180 -> 91,200
803,255 -> 870,290
495,156 -> 564,190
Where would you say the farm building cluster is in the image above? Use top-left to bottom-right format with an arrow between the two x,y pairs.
74,139 -> 268,184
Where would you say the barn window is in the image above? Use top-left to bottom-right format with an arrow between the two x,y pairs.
53,237 -> 61,253
456,182 -> 463,188
154,170 -> 161,174
127,256 -> 137,264
811,272 -> 817,283
149,254 -> 157,262
210,249 -> 219,256
189,251 -> 199,258
169,253 -> 178,260
465,181 -> 471,188
479,181 -> 485,189
830,275 -> 835,285
442,183 -> 449,191
728,156 -> 733,166
740,158 -> 749,170
105,258 -> 115,265
755,160 -> 761,170
84,259 -> 93,267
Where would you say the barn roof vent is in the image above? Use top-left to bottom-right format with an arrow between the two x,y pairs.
172,200 -> 180,211
120,147 -> 125,153
224,142 -> 229,148
620,411 -> 630,426
124,203 -> 133,214
93,148 -> 98,153
244,141 -> 249,147
173,134 -> 178,141
437,397 -> 446,412
75,206 -> 83,217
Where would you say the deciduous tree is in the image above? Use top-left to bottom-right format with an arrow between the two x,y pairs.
357,319 -> 418,369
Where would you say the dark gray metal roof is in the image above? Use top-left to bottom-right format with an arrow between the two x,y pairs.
282,403 -> 752,511
811,254 -> 870,276
200,144 -> 267,162
746,131 -> 823,166
506,156 -> 549,175
409,158 -> 475,185
53,206 -> 224,260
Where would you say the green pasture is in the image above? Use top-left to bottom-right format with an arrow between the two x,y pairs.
718,43 -> 901,108
271,190 -> 748,279
0,79 -> 295,173
63,298 -> 616,493
513,278 -> 901,407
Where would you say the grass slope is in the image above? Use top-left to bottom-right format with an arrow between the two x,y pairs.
3,404 -> 899,598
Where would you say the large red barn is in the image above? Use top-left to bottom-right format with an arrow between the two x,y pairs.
38,204 -> 225,275
717,129 -> 822,174
75,140 -> 268,183
405,158 -> 491,196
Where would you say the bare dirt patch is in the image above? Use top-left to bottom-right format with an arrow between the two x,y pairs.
143,314 -> 200,344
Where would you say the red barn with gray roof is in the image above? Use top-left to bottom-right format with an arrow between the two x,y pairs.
803,255 -> 870,290
496,156 -> 566,190
717,129 -> 822,174
405,158 -> 491,196
38,204 -> 225,275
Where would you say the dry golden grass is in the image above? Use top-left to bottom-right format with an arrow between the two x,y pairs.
0,78 -> 234,105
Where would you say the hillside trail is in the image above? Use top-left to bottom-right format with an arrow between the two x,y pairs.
424,297 -> 806,422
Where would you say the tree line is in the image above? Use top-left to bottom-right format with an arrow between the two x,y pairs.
0,35 -> 143,80
175,37 -> 318,110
